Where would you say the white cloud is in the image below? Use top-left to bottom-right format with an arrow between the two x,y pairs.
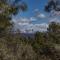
50,10 -> 60,16
30,17 -> 37,21
13,17 -> 37,25
34,9 -> 39,12
18,23 -> 29,25
37,13 -> 46,18
37,14 -> 46,18
34,9 -> 46,19
12,16 -> 48,33
49,18 -> 60,23
12,17 -> 31,25
19,23 -> 48,33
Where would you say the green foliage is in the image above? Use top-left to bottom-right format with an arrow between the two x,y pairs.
48,22 -> 60,44
0,0 -> 60,60
0,0 -> 27,32
0,22 -> 60,60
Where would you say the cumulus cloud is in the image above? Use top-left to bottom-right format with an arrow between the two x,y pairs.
12,14 -> 48,33
12,17 -> 48,33
18,23 -> 29,25
34,9 -> 46,18
49,18 -> 60,23
30,17 -> 37,21
13,17 -> 37,25
19,23 -> 48,33
50,10 -> 60,16
37,13 -> 46,18
12,17 -> 31,25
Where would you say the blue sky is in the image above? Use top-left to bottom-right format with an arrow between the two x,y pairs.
16,0 -> 48,17
14,0 -> 49,23
12,0 -> 60,33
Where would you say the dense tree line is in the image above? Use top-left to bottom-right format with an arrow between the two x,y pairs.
0,21 -> 60,60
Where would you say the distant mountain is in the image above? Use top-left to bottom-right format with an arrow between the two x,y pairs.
20,33 -> 35,38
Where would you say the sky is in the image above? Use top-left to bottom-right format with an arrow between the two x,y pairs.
12,0 -> 60,33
